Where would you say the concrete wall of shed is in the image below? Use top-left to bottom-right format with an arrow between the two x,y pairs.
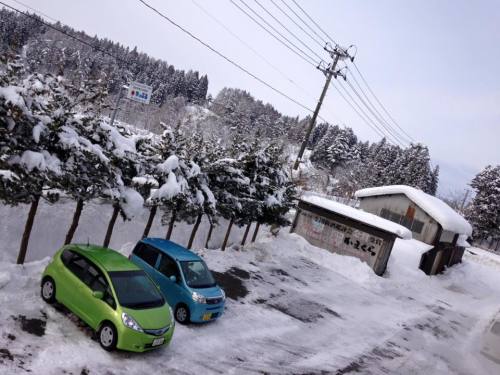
358,194 -> 439,245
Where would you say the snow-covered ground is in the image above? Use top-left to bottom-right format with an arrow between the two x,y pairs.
1,203 -> 500,374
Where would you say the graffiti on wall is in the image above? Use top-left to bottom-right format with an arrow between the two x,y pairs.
297,211 -> 384,266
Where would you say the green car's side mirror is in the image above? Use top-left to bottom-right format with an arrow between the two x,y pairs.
169,275 -> 177,283
92,290 -> 104,299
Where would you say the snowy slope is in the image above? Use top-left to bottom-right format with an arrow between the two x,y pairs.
1,217 -> 500,373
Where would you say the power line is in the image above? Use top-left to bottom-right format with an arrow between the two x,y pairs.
346,67 -> 411,143
330,81 -> 387,140
269,0 -> 324,49
9,0 -> 58,22
1,0 -> 325,117
0,1 -> 130,66
190,0 -> 298,90
230,0 -> 318,66
336,79 -> 403,145
346,67 -> 412,144
352,61 -> 416,142
190,0 -> 342,124
136,0 -> 320,114
289,0 -> 336,44
252,0 -> 324,61
279,0 -> 328,46
343,78 -> 407,146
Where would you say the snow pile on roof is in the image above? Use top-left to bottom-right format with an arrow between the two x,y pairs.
301,195 -> 412,239
354,185 -> 472,236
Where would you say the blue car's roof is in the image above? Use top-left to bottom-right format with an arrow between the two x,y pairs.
141,238 -> 201,262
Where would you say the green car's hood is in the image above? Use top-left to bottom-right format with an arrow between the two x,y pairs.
122,304 -> 172,329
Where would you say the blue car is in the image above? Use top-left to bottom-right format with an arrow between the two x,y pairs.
129,238 -> 225,324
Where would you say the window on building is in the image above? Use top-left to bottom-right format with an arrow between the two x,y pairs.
379,208 -> 425,234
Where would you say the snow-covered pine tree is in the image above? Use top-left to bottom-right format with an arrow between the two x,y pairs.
309,122 -> 329,148
325,127 -> 360,172
57,78 -> 117,244
148,125 -> 196,241
207,134 -> 252,250
427,165 -> 440,196
392,143 -> 432,190
96,121 -> 145,247
0,57 -> 78,262
254,141 -> 297,230
310,124 -> 341,168
181,130 -> 217,248
466,165 -> 500,242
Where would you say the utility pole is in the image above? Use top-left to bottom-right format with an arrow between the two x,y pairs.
460,189 -> 471,212
110,84 -> 129,127
293,44 -> 354,170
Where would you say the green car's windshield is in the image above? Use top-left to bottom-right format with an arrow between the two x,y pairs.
109,270 -> 164,309
180,260 -> 216,289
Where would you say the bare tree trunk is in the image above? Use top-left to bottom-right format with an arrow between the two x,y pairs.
241,222 -> 252,246
187,214 -> 203,249
221,218 -> 234,251
64,199 -> 84,245
142,205 -> 157,239
17,196 -> 40,264
205,221 -> 214,248
166,210 -> 176,240
103,204 -> 119,248
251,222 -> 261,243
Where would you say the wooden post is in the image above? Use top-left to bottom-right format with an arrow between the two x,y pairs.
64,199 -> 84,245
187,214 -> 203,249
17,196 -> 40,264
241,222 -> 252,246
142,205 -> 157,239
251,222 -> 260,243
166,210 -> 177,240
103,203 -> 120,248
221,218 -> 234,251
205,221 -> 214,248
290,208 -> 301,233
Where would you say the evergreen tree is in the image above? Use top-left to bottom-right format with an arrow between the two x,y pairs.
466,165 -> 500,241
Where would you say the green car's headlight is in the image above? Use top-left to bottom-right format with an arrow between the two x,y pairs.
121,312 -> 143,332
221,289 -> 226,301
192,291 -> 206,304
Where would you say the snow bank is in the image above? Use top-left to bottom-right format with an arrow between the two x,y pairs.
387,238 -> 433,280
355,185 -> 472,235
301,195 -> 412,239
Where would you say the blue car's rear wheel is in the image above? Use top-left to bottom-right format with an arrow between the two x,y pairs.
98,322 -> 117,351
175,304 -> 190,324
41,277 -> 56,304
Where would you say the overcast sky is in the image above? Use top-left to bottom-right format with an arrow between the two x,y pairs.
7,0 -> 500,193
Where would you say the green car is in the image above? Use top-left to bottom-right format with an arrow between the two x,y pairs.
41,244 -> 175,352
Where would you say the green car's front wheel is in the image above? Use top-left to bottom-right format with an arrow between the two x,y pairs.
41,277 -> 56,304
98,322 -> 117,351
